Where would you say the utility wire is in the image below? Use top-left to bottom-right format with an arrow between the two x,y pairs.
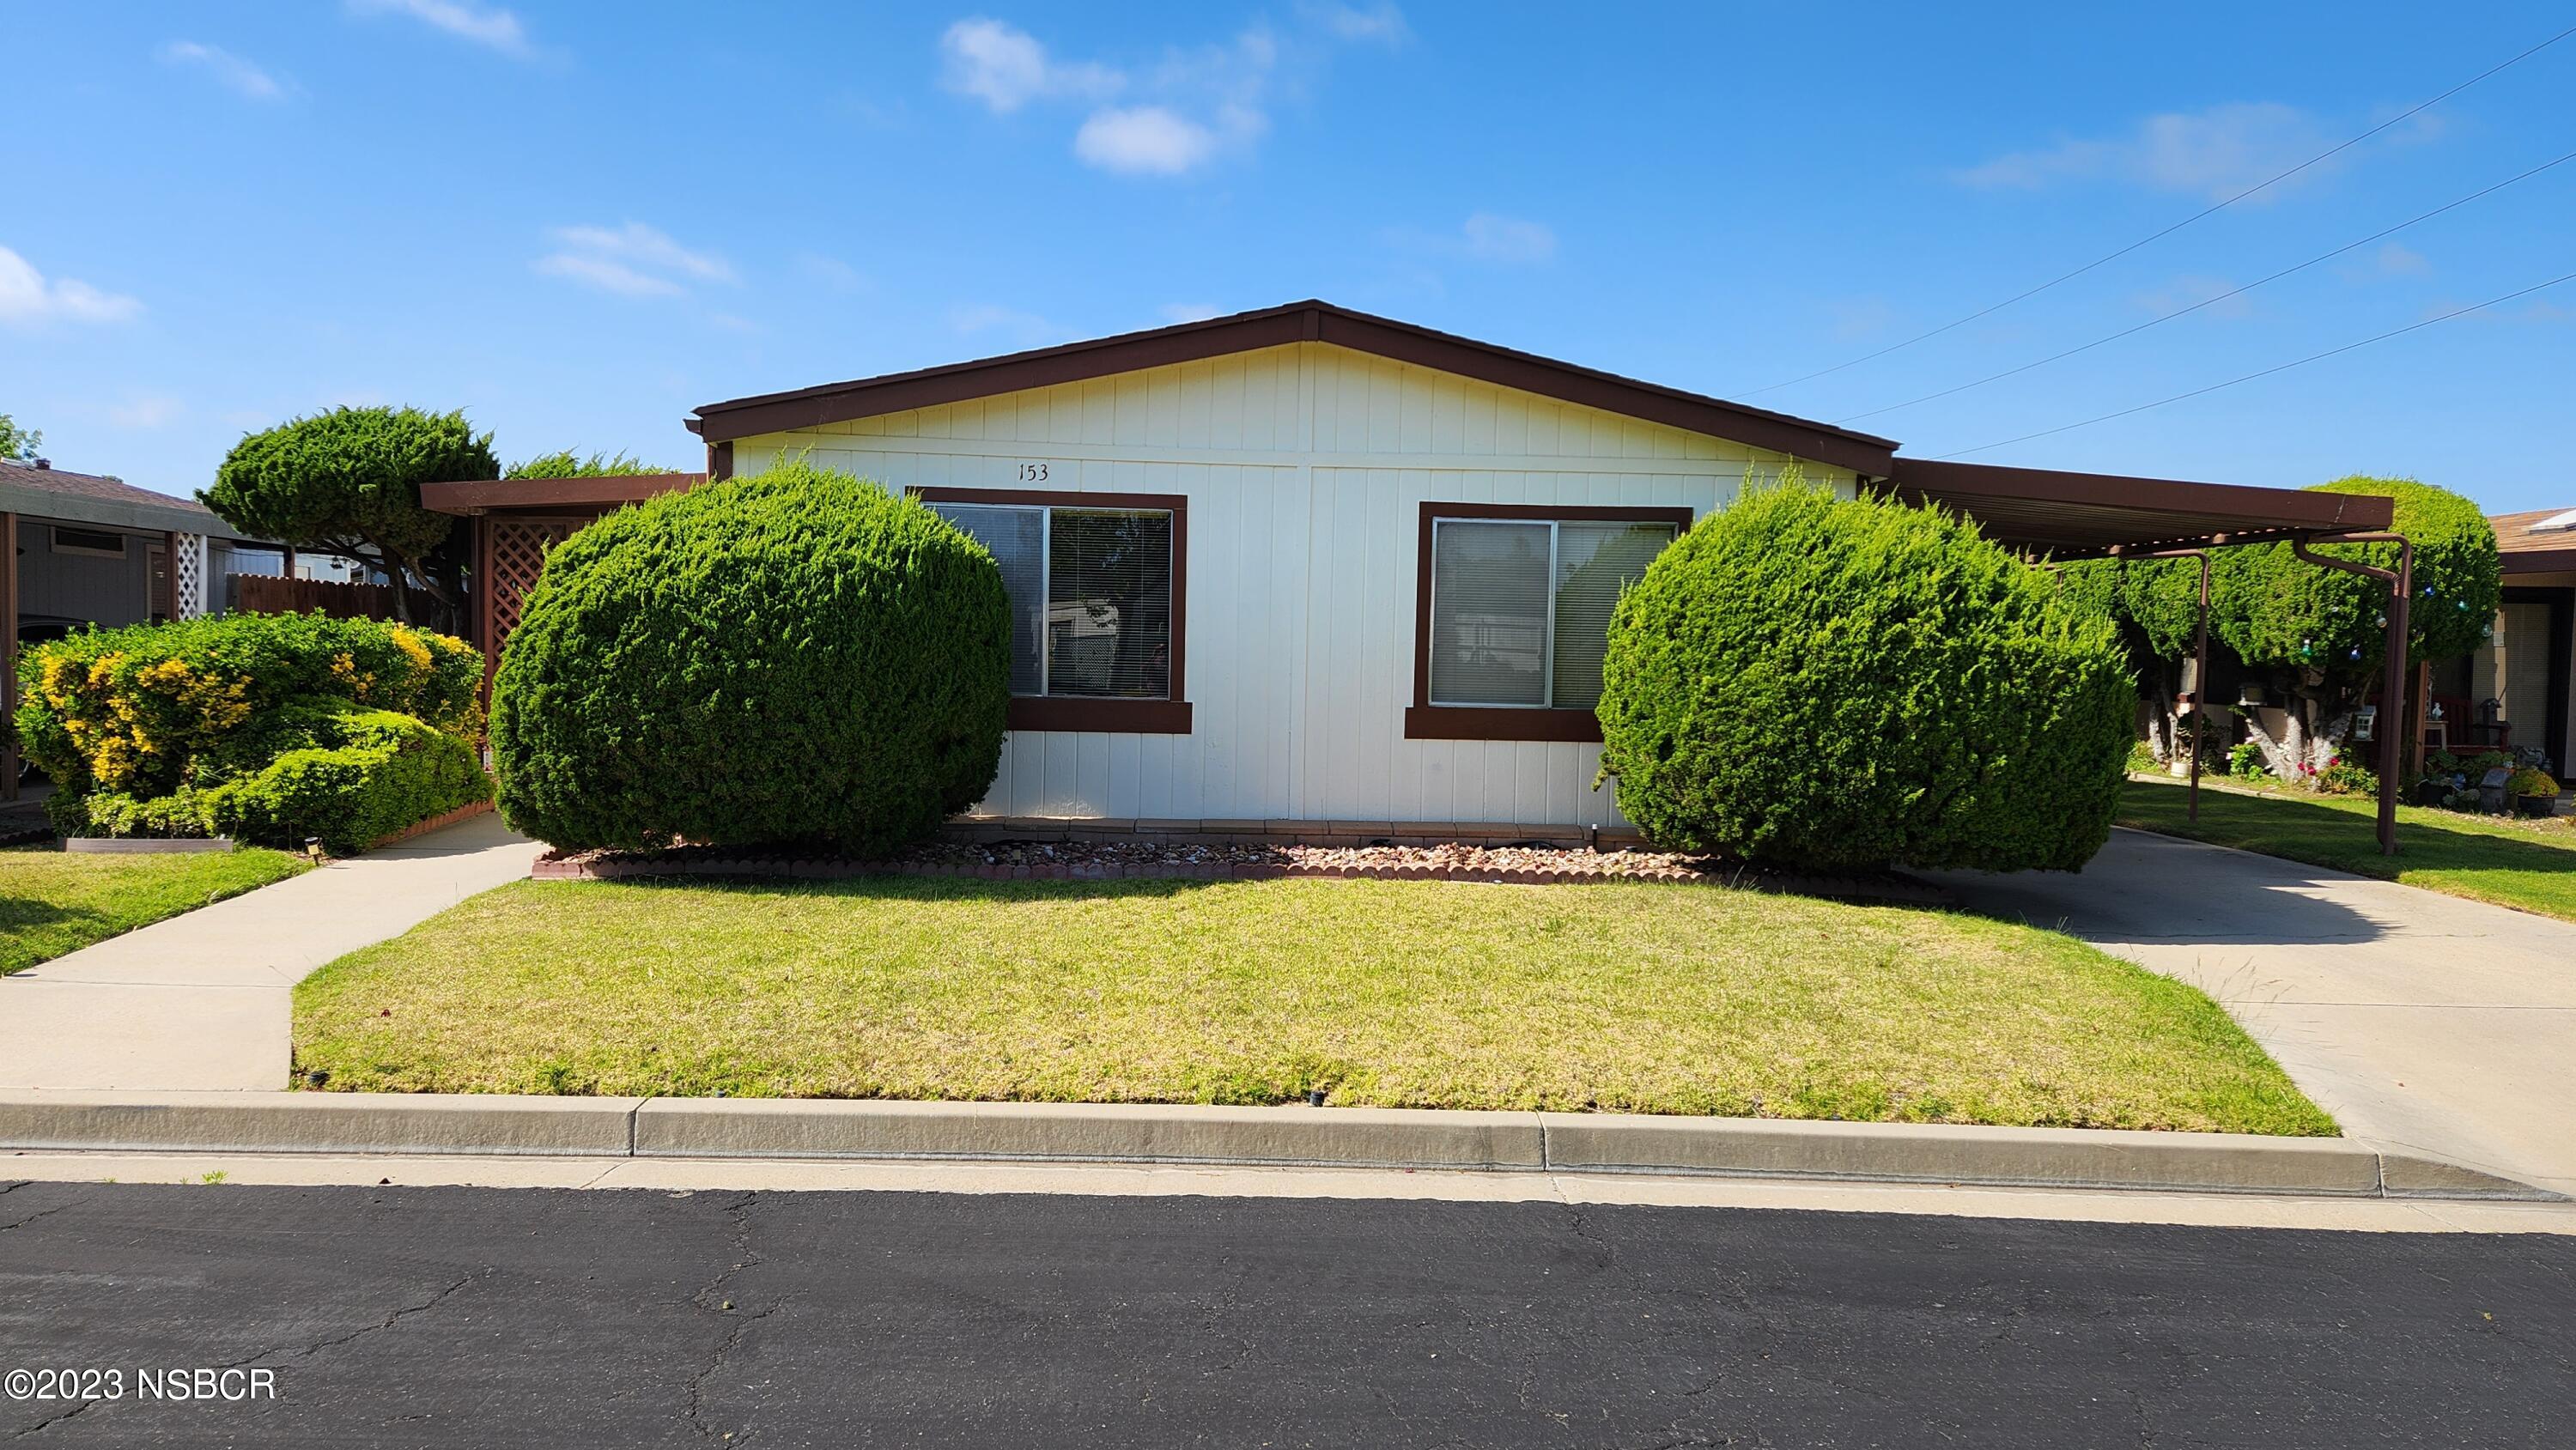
1931,268 -> 2576,459
1834,145 -> 2576,424
1740,22 -> 2576,399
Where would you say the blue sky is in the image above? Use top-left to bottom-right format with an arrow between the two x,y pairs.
5,2 -> 2572,513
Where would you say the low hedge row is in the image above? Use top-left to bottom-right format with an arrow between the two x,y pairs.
15,612 -> 490,852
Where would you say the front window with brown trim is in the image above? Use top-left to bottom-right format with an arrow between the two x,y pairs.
914,487 -> 1191,734
1407,501 -> 1692,742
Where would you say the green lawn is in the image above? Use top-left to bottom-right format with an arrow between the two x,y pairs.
294,876 -> 2333,1136
1,846 -> 311,974
2117,775 -> 2576,923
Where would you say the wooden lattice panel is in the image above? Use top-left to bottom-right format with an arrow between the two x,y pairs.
173,533 -> 207,619
488,520 -> 577,655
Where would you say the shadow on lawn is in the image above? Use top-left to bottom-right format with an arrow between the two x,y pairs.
1923,827 -> 2396,949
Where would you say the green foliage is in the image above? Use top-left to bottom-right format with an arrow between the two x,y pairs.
503,449 -> 675,479
15,613 -> 486,846
199,406 -> 494,586
2314,757 -> 2377,797
0,412 -> 39,463
2511,767 -> 2561,798
490,460 -> 1012,853
2229,741 -> 2267,781
1596,482 -> 2136,871
199,710 -> 491,854
2214,477 -> 2500,676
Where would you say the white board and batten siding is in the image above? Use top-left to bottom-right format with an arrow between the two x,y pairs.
731,341 -> 1855,827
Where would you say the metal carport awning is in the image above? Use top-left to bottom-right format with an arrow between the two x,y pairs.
1880,458 -> 2409,855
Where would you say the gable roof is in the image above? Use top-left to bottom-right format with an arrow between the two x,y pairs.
0,460 -> 262,542
2490,507 -> 2576,573
688,300 -> 1903,477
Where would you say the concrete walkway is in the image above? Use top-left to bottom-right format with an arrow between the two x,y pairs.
1929,828 -> 2576,1199
0,813 -> 541,1092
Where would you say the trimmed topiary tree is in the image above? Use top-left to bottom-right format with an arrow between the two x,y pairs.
2211,476 -> 2499,777
1595,481 -> 2136,872
200,406 -> 497,630
490,461 -> 1012,853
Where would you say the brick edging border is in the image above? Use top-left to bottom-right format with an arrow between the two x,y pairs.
368,798 -> 496,852
529,851 -> 1951,906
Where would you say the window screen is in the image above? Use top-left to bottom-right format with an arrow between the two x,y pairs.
926,500 -> 1173,701
1429,519 -> 1551,706
1552,521 -> 1679,710
1429,515 -> 1679,709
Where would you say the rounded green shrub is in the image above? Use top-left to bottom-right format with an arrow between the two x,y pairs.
490,461 -> 1012,853
2214,476 -> 2500,675
1595,485 -> 2136,871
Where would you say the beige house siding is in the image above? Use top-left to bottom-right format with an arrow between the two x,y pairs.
732,341 -> 1853,825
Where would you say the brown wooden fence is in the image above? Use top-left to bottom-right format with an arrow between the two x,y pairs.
228,573 -> 401,622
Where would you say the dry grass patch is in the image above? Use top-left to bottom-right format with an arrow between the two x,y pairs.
293,876 -> 2332,1135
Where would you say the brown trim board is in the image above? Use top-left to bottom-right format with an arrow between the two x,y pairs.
912,485 -> 1193,737
1407,501 -> 1695,744
421,473 -> 706,516
690,300 -> 1900,477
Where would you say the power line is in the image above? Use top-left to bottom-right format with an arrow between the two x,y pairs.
1739,22 -> 2576,398
1834,145 -> 2576,425
1930,268 -> 2576,459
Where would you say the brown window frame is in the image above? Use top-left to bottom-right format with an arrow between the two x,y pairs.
1406,501 -> 1694,743
911,486 -> 1192,736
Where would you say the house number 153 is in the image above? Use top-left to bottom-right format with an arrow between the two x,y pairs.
1017,462 -> 1050,482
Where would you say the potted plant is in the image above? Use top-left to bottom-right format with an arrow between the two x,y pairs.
2508,767 -> 2561,818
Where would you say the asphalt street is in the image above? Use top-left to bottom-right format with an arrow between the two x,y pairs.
2,1180 -> 2570,1447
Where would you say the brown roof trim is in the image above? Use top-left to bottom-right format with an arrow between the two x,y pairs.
2502,547 -> 2576,573
1893,459 -> 2394,528
421,473 -> 706,516
689,300 -> 1901,477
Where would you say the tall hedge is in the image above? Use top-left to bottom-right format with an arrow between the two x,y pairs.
1595,485 -> 2136,872
490,461 -> 1012,853
14,612 -> 489,848
2213,476 -> 2499,676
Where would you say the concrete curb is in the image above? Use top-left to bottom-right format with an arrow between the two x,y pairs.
0,1092 -> 2556,1200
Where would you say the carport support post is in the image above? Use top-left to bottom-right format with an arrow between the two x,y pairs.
2186,550 -> 2211,822
2294,531 -> 2412,857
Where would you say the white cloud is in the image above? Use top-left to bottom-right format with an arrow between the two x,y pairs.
1953,102 -> 2339,202
159,41 -> 288,100
534,222 -> 733,299
1388,213 -> 1558,267
532,253 -> 682,297
1075,106 -> 1221,176
939,18 -> 1121,113
349,0 -> 532,58
547,222 -> 734,284
0,246 -> 143,328
951,303 -> 1062,349
109,395 -> 183,429
1158,302 -> 1225,324
941,10 -> 1388,179
1300,3 -> 1408,45
1460,212 -> 1555,264
796,252 -> 869,294
2372,241 -> 2430,276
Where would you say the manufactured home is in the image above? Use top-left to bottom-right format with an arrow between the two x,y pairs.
426,300 -> 2396,836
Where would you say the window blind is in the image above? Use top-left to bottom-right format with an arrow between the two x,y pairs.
1046,508 -> 1173,699
1429,519 -> 1551,706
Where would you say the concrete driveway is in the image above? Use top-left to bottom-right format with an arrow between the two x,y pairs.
1929,828 -> 2576,1198
0,813 -> 542,1092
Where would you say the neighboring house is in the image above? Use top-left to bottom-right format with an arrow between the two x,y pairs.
428,300 -> 2393,833
1,458 -> 291,797
2460,507 -> 2576,774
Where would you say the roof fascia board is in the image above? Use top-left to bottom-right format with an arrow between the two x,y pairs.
0,482 -> 255,542
1891,458 -> 2395,533
420,474 -> 707,516
689,302 -> 1899,476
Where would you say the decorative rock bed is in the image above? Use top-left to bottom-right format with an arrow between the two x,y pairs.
531,836 -> 1953,906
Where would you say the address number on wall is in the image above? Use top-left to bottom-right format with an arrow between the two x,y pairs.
1017,462 -> 1051,482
